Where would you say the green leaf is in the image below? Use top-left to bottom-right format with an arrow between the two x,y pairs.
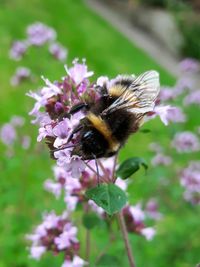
116,157 -> 148,180
82,212 -> 101,230
85,184 -> 127,216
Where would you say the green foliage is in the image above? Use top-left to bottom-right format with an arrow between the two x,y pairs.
116,157 -> 148,180
86,184 -> 127,215
95,254 -> 120,266
82,212 -> 101,230
178,12 -> 200,60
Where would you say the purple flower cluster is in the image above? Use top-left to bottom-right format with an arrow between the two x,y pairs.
0,116 -> 30,156
123,203 -> 157,241
180,161 -> 200,204
171,131 -> 200,153
9,22 -> 68,86
26,211 -> 86,266
10,66 -> 31,86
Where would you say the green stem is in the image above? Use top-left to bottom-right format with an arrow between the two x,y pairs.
117,211 -> 136,267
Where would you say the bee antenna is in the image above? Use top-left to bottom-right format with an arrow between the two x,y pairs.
51,144 -> 78,153
92,153 -> 100,187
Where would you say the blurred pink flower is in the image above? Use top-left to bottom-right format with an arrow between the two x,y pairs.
179,58 -> 199,73
151,153 -> 172,166
26,22 -> 56,46
29,246 -> 46,260
9,40 -> 28,60
184,90 -> 200,106
141,227 -> 156,241
49,42 -> 68,61
62,256 -> 86,267
10,66 -> 31,86
0,123 -> 17,145
172,131 -> 200,153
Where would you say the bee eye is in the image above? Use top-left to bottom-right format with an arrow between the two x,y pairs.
82,131 -> 93,140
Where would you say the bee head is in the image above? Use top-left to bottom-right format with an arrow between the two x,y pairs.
71,129 -> 108,160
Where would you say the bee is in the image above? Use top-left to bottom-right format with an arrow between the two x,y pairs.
58,71 -> 160,160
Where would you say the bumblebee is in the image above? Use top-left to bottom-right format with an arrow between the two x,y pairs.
63,71 -> 160,160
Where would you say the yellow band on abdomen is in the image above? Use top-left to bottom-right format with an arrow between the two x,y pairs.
87,112 -> 120,152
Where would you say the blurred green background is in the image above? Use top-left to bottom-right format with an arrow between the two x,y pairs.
0,0 -> 199,266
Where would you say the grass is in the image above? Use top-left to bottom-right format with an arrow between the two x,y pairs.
0,0 -> 199,267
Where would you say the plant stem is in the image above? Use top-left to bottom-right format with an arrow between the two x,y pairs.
117,211 -> 136,267
84,203 -> 91,262
85,229 -> 90,262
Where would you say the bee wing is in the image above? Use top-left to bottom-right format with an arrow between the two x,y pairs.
103,71 -> 160,114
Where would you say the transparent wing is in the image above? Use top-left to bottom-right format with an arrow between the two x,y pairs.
102,71 -> 160,115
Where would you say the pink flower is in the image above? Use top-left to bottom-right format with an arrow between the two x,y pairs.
184,90 -> 200,106
37,124 -> 54,142
151,105 -> 185,125
141,227 -> 156,241
68,156 -> 86,178
22,135 -> 31,149
44,179 -> 62,198
159,87 -> 175,102
49,42 -> 68,61
145,198 -> 163,220
129,204 -> 145,224
29,246 -> 46,260
10,66 -> 31,86
64,194 -> 79,211
53,118 -> 71,148
172,131 -> 200,153
180,161 -> 200,204
179,58 -> 199,73
62,256 -> 86,267
65,59 -> 94,86
151,153 -> 172,166
10,116 -> 25,126
26,22 -> 56,46
0,123 -> 16,145
54,223 -> 78,249
9,40 -> 28,60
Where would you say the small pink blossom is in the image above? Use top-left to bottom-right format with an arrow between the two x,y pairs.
54,223 -> 78,249
129,204 -> 145,224
62,256 -> 86,267
64,194 -> 79,211
53,118 -> 71,148
0,123 -> 17,145
172,131 -> 200,153
184,90 -> 200,106
141,227 -> 156,241
22,135 -> 31,149
9,40 -> 28,60
44,179 -> 62,198
65,59 -> 94,86
179,58 -> 199,73
49,42 -> 68,61
10,66 -> 31,86
151,105 -> 185,125
37,124 -> 54,142
151,153 -> 172,166
29,246 -> 46,260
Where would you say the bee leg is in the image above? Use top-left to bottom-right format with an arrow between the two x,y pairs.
69,102 -> 89,115
67,124 -> 83,144
92,153 -> 100,186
